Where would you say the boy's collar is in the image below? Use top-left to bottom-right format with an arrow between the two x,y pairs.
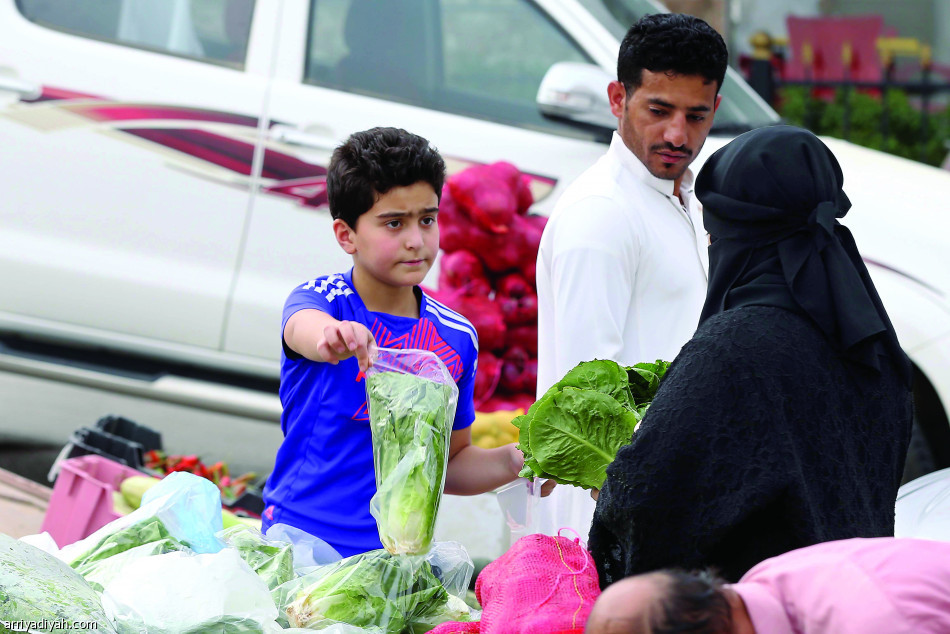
343,267 -> 424,317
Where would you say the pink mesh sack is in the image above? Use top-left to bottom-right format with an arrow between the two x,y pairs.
429,533 -> 601,634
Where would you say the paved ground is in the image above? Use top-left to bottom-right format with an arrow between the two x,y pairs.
0,467 -> 49,538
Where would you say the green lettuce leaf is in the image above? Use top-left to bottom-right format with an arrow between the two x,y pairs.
625,360 -> 671,404
529,388 -> 641,490
516,358 -> 668,489
68,516 -> 188,572
553,359 -> 636,409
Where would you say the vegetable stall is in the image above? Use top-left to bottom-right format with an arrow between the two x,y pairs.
0,161 -> 673,632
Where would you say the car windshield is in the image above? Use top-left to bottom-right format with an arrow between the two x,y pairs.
577,0 -> 781,132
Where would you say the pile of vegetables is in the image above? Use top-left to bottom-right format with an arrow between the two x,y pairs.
0,532 -> 115,633
428,161 -> 547,413
68,515 -> 191,592
515,359 -> 670,490
285,550 -> 470,632
2,465 -> 476,632
143,449 -> 258,502
470,409 -> 521,450
116,474 -> 259,531
366,365 -> 455,556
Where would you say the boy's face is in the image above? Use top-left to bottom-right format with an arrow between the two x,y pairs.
334,181 -> 440,290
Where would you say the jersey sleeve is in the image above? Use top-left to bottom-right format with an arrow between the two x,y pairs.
281,279 -> 338,357
452,347 -> 477,431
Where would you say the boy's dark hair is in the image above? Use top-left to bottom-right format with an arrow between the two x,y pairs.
618,13 -> 728,95
326,126 -> 446,228
649,570 -> 733,634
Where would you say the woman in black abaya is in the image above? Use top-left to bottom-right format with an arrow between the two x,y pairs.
588,125 -> 914,586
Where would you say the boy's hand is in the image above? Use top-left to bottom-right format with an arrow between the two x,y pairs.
507,444 -> 556,497
318,320 -> 378,372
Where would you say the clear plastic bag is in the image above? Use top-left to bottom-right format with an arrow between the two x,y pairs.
218,524 -> 296,590
895,466 -> 950,540
365,347 -> 459,556
0,532 -> 117,633
275,545 -> 472,633
263,522 -> 342,574
423,540 -> 475,599
56,471 -> 226,570
495,478 -> 543,548
101,548 -> 278,633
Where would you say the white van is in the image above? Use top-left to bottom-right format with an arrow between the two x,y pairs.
0,0 -> 948,477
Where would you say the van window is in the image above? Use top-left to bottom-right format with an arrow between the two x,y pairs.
15,0 -> 255,67
440,0 -> 591,107
305,0 -> 600,137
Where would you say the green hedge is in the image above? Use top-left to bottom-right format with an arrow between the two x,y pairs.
777,86 -> 950,167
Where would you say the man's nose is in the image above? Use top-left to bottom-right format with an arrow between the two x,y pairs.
664,114 -> 688,148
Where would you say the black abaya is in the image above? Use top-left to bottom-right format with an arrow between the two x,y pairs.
588,305 -> 912,585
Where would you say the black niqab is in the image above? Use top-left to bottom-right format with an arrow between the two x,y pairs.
695,125 -> 911,385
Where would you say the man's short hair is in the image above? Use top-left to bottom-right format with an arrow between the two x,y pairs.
327,126 -> 446,228
650,570 -> 733,634
618,13 -> 728,94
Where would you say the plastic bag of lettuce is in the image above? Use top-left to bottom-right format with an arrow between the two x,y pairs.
219,524 -> 296,590
0,532 -> 117,633
515,359 -> 670,490
278,545 -> 473,632
365,348 -> 458,556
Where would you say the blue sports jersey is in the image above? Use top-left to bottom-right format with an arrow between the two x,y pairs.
262,269 -> 478,557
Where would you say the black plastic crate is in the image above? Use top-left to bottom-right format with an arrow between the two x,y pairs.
94,415 -> 163,452
64,427 -> 146,470
225,490 -> 265,516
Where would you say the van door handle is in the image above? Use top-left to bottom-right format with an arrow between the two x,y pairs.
269,124 -> 337,150
0,74 -> 42,100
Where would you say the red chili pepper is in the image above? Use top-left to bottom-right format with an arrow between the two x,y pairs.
177,455 -> 200,469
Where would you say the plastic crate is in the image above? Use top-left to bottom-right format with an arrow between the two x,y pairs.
95,415 -> 162,452
64,427 -> 145,470
40,454 -> 147,548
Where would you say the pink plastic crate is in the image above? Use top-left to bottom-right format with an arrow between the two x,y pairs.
41,454 -> 146,547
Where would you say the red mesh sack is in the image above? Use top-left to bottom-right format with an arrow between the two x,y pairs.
448,164 -> 517,234
424,287 -> 507,353
439,187 -> 481,254
473,351 -> 503,408
439,250 -> 492,297
475,533 -> 600,634
429,621 -> 481,634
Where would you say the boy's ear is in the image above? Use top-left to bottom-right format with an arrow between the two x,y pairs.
333,218 -> 358,254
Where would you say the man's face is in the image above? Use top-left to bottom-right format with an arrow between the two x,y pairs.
609,70 -> 721,188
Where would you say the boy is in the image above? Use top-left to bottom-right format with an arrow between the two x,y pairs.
261,127 -> 531,557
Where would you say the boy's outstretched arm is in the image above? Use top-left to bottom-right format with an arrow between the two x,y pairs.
444,427 -> 555,496
284,309 -> 378,372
